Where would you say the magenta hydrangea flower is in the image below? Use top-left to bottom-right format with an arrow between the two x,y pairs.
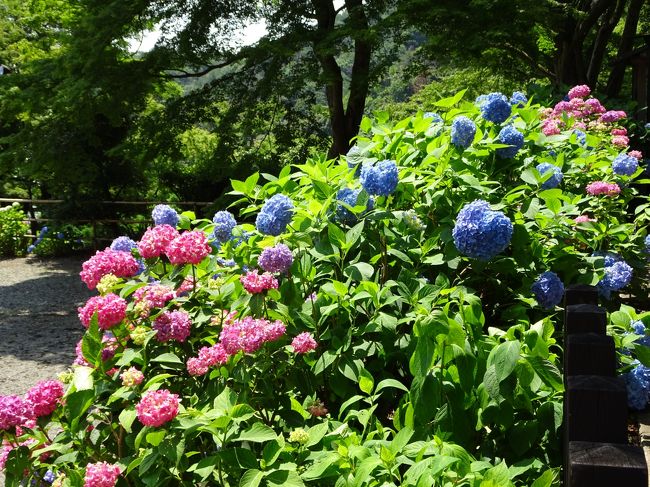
240,270 -> 278,293
186,357 -> 210,376
175,277 -> 196,297
568,85 -> 591,100
136,389 -> 180,427
198,343 -> 229,367
78,294 -> 127,330
599,110 -> 626,123
153,310 -> 192,342
220,317 -> 286,355
120,367 -> 144,387
629,150 -> 643,160
80,249 -> 140,289
133,284 -> 175,308
291,332 -> 318,354
612,135 -> 629,147
586,181 -> 621,196
574,215 -> 596,224
25,380 -> 65,418
0,395 -> 33,430
84,461 -> 121,487
165,230 -> 211,265
258,243 -> 293,273
138,224 -> 180,259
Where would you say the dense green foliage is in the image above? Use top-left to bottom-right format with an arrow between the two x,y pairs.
0,202 -> 29,256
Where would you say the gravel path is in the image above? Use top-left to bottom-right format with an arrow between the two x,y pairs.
0,256 -> 91,395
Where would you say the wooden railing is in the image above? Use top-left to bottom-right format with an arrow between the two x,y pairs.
0,198 -> 213,249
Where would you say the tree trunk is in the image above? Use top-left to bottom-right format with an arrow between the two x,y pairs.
606,0 -> 643,97
586,0 -> 626,88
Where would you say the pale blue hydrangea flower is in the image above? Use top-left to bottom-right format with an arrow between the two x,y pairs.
451,116 -> 476,149
612,154 -> 639,176
212,211 -> 237,242
478,92 -> 511,123
510,91 -> 528,107
536,163 -> 563,189
151,204 -> 179,227
256,194 -> 294,236
360,160 -> 399,197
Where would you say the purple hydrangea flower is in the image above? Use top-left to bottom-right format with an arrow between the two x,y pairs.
531,271 -> 564,309
110,236 -> 137,253
536,163 -> 563,189
451,116 -> 476,149
256,194 -> 294,236
151,204 -> 179,227
212,211 -> 237,242
360,160 -> 399,197
452,200 -> 513,261
612,154 -> 639,176
478,92 -> 511,124
258,243 -> 293,273
496,125 -> 524,159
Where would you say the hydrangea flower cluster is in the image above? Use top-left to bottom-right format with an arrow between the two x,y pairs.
24,380 -> 65,417
567,85 -> 591,100
256,194 -> 294,236
423,112 -> 443,123
360,160 -> 399,197
138,224 -> 180,259
336,188 -> 374,224
291,332 -> 318,354
240,270 -> 279,293
0,395 -> 33,431
509,91 -> 527,107
165,230 -> 211,265
136,389 -> 180,427
212,211 -> 237,242
78,294 -> 127,330
600,110 -> 626,123
133,284 -> 175,309
536,163 -> 563,189
109,236 -> 137,253
153,310 -> 192,342
574,215 -> 596,224
531,271 -> 564,309
403,209 -> 425,231
632,321 -> 650,348
586,181 -> 621,196
80,249 -> 140,289
451,116 -> 476,149
496,125 -> 524,159
96,274 -> 121,295
597,260 -> 633,298
220,317 -> 286,355
612,153 -> 639,176
120,367 -> 144,387
258,243 -> 293,273
151,204 -> 179,227
477,92 -> 511,123
452,200 -> 513,261
83,461 -> 121,487
624,361 -> 650,410
573,129 -> 587,147
187,343 -> 230,376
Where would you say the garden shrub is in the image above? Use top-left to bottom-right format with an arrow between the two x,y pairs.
0,202 -> 29,257
0,87 -> 648,486
27,224 -> 92,258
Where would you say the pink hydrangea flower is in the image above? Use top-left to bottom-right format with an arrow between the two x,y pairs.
0,442 -> 11,469
573,121 -> 586,130
78,294 -> 127,330
0,395 -> 33,430
84,461 -> 121,487
612,135 -> 629,147
138,224 -> 180,259
165,231 -> 211,265
240,270 -> 278,293
175,277 -> 196,297
153,310 -> 192,342
552,101 -> 571,114
574,215 -> 596,224
629,150 -> 643,160
136,389 -> 180,427
80,249 -> 140,290
186,357 -> 209,376
541,119 -> 561,136
74,338 -> 91,366
599,110 -> 626,123
291,332 -> 318,354
133,284 -> 175,308
611,128 -> 627,136
219,317 -> 286,355
586,181 -> 621,196
101,334 -> 119,361
120,367 -> 144,387
198,343 -> 229,367
568,85 -> 591,100
584,98 -> 605,114
25,380 -> 65,417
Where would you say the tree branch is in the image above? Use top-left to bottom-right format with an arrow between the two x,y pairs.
164,58 -> 243,78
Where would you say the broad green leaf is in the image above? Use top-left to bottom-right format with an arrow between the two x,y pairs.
235,422 -> 277,443
240,469 -> 264,487
487,341 -> 521,381
119,408 -> 137,433
358,368 -> 374,395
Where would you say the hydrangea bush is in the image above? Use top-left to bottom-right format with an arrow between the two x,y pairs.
1,87 -> 648,486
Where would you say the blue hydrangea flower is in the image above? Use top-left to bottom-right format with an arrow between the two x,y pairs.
573,129 -> 587,147
336,188 -> 374,224
110,236 -> 137,253
531,271 -> 564,309
451,116 -> 476,149
43,470 -> 55,483
360,159 -> 399,197
510,91 -> 528,107
496,125 -> 524,159
216,257 -> 236,267
56,232 -> 64,239
423,112 -> 443,123
592,251 -> 623,268
151,204 -> 179,227
39,226 -> 49,235
255,194 -> 294,236
645,122 -> 650,131
536,163 -> 563,189
478,92 -> 511,124
645,235 -> 650,253
597,259 -> 633,298
212,211 -> 237,242
632,321 -> 650,347
452,200 -> 513,261
625,362 -> 650,410
612,154 -> 639,176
